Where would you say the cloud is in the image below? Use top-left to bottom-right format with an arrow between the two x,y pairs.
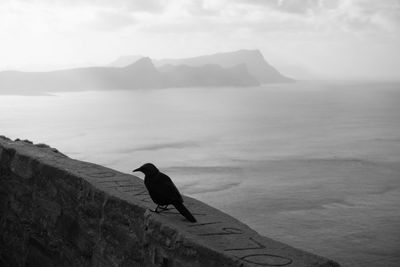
5,0 -> 398,36
85,10 -> 137,31
0,0 -> 399,79
133,0 -> 400,38
233,0 -> 400,34
9,0 -> 167,13
339,0 -> 400,33
236,0 -> 326,14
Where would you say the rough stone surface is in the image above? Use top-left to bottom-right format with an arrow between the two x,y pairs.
0,136 -> 340,267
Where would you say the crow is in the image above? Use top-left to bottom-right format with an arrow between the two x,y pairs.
133,163 -> 197,223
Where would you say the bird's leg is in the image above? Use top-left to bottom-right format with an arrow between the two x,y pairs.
155,205 -> 160,213
153,205 -> 170,213
150,205 -> 170,213
159,205 -> 170,211
149,205 -> 160,213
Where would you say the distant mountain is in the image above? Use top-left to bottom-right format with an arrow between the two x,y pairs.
156,50 -> 294,83
0,50 -> 291,93
0,57 -> 162,93
0,57 -> 259,93
109,55 -> 144,67
159,63 -> 259,87
120,57 -> 162,88
109,50 -> 293,84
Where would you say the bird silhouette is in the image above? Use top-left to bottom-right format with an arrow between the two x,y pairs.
133,163 -> 197,222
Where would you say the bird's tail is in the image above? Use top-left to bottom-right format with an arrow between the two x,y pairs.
173,202 -> 197,222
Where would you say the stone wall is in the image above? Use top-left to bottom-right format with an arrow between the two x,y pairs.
0,136 -> 340,267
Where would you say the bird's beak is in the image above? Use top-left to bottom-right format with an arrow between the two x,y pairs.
133,167 -> 141,172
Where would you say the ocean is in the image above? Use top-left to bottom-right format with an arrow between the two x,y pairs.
1,81 -> 399,266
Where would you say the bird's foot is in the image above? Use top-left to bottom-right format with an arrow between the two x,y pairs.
149,206 -> 161,213
151,205 -> 170,213
149,205 -> 170,213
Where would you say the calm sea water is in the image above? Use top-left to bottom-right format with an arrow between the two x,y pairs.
1,81 -> 400,266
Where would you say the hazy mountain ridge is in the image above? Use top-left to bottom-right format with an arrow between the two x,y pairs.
112,50 -> 293,84
0,58 -> 162,92
109,55 -> 144,67
0,50 -> 292,93
159,63 -> 259,87
156,49 -> 293,83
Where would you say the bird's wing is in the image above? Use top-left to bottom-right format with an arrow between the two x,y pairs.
158,172 -> 183,203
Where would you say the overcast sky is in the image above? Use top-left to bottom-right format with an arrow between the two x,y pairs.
1,0 -> 399,80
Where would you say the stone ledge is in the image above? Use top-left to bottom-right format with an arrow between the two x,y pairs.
0,136 -> 340,266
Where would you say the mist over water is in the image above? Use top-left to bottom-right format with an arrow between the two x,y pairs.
1,81 -> 400,266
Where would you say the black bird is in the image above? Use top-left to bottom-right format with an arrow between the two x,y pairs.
133,163 -> 197,223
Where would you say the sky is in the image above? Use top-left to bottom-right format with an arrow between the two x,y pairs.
1,0 -> 400,80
